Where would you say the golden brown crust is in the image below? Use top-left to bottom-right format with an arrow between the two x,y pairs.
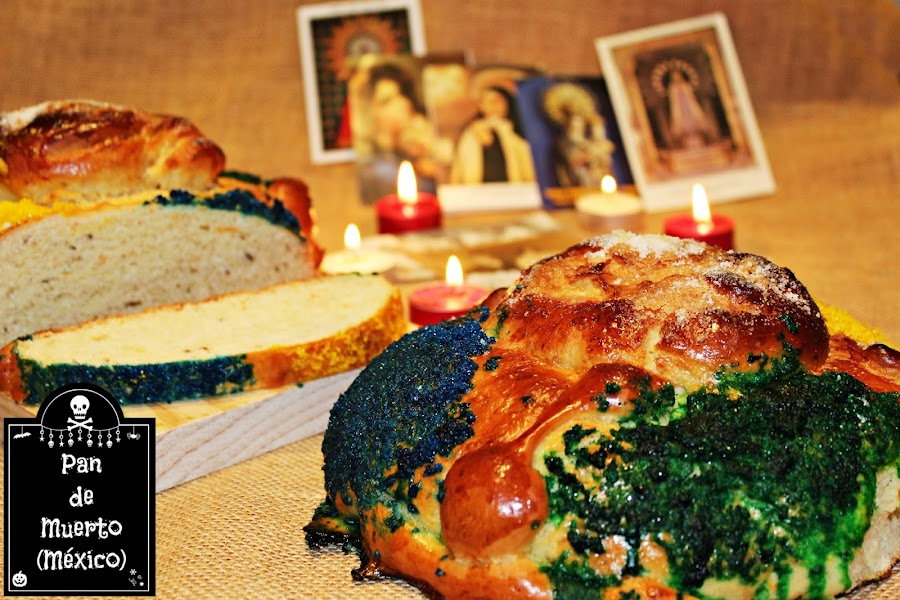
0,100 -> 225,202
0,343 -> 23,402
359,511 -> 555,600
268,177 -> 324,269
484,232 -> 829,389
818,334 -> 900,393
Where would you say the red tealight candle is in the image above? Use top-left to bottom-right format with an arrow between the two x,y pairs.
408,255 -> 489,326
664,184 -> 734,250
375,160 -> 442,234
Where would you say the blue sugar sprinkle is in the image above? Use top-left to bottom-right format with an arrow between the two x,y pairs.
322,317 -> 494,512
149,188 -> 302,236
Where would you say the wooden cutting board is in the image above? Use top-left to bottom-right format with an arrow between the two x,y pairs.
0,368 -> 359,492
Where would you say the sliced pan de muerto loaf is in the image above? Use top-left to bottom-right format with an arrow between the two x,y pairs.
0,188 -> 319,347
0,100 -> 322,346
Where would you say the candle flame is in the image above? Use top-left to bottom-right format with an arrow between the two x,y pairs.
445,254 -> 464,287
343,223 -> 361,251
601,175 -> 617,194
691,184 -> 712,224
397,160 -> 418,205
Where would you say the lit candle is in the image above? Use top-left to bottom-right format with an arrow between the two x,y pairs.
375,161 -> 442,234
408,255 -> 490,326
319,223 -> 397,275
574,175 -> 643,231
663,184 -> 735,250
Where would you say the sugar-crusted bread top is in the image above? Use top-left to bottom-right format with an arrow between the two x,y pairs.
0,99 -> 225,202
482,230 -> 829,389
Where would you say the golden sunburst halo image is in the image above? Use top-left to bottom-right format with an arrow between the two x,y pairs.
325,15 -> 404,81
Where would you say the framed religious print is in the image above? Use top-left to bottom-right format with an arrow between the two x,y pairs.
348,53 -> 438,205
423,62 -> 543,213
296,0 -> 426,164
595,12 -> 774,212
516,75 -> 634,209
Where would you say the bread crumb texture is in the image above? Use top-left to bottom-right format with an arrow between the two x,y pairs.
0,188 -> 314,347
1,275 -> 405,404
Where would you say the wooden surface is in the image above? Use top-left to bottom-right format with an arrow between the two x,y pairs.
0,1 -> 898,598
0,370 -> 359,491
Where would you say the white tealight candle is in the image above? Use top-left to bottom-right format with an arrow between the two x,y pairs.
320,224 -> 398,276
574,176 -> 643,231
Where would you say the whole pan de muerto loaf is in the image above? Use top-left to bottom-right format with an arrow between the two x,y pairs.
307,231 -> 900,600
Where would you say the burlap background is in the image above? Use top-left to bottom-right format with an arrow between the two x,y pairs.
1,1 -> 898,598
1,0 -> 898,252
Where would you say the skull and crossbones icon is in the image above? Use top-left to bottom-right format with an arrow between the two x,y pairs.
67,394 -> 93,431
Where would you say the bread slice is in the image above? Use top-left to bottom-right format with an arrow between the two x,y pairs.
0,274 -> 405,405
0,188 -> 319,347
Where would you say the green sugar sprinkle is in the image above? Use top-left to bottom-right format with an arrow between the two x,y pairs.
541,354 -> 900,598
218,169 -> 266,185
17,354 -> 255,405
484,355 -> 502,371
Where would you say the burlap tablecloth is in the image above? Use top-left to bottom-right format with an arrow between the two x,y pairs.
149,433 -> 899,600
1,1 -> 899,597
153,434 -> 425,599
1,431 -> 897,599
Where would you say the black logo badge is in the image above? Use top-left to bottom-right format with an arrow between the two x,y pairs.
4,383 -> 155,595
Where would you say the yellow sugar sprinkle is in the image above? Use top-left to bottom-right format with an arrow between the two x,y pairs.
818,301 -> 886,346
0,199 -> 54,230
0,198 -> 86,230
